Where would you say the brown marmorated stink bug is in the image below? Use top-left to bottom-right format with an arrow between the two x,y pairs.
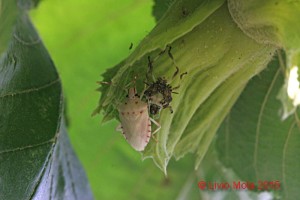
96,79 -> 161,151
116,87 -> 161,151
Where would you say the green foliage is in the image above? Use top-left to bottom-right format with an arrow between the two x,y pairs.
217,54 -> 300,199
0,1 -> 17,54
228,0 -> 300,50
0,1 -> 92,199
152,0 -> 174,22
228,0 -> 300,119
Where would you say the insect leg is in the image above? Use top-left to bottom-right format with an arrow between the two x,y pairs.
140,85 -> 148,100
115,124 -> 122,132
171,71 -> 187,92
167,45 -> 174,60
151,134 -> 158,143
180,72 -> 188,79
172,66 -> 179,79
164,45 -> 181,80
150,118 -> 161,135
167,105 -> 173,114
160,102 -> 173,113
149,118 -> 160,143
116,124 -> 127,140
172,85 -> 180,90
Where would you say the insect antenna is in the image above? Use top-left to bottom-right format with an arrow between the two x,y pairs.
151,134 -> 158,143
172,66 -> 179,79
147,45 -> 180,82
167,45 -> 174,60
180,72 -> 188,80
166,45 -> 182,80
167,105 -> 174,114
170,71 -> 188,91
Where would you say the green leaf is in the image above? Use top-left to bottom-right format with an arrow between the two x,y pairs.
228,0 -> 300,50
95,0 -> 277,173
0,3 -> 92,200
33,120 -> 94,200
0,0 -> 18,55
195,149 -> 266,200
216,55 -> 300,199
152,0 -> 174,22
228,0 -> 300,119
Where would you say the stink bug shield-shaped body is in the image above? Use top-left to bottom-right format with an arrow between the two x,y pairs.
117,87 -> 160,151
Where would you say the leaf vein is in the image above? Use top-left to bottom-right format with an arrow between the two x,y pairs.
0,139 -> 55,155
63,137 -> 78,200
282,120 -> 296,200
27,100 -> 63,200
13,33 -> 41,46
0,78 -> 60,98
253,67 -> 281,180
224,115 -> 231,164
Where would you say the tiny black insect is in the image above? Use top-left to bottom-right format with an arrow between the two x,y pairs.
129,42 -> 133,50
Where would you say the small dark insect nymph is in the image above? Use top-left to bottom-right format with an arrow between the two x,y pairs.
144,45 -> 187,115
144,77 -> 176,114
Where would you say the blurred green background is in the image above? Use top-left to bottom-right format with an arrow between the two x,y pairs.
30,0 -> 198,199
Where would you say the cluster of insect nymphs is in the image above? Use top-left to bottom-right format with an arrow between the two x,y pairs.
144,46 -> 187,116
99,45 -> 187,151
